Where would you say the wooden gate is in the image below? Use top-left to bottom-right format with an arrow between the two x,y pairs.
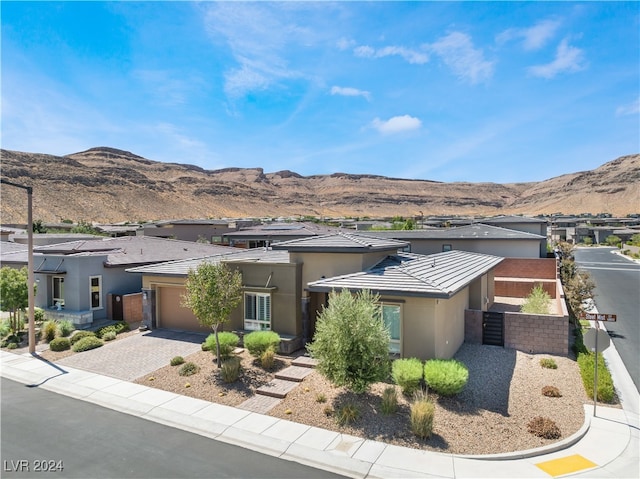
482,311 -> 504,346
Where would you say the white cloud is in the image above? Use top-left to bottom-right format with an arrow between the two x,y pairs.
354,44 -> 429,64
616,98 -> 640,117
528,38 -> 586,78
429,32 -> 494,84
371,115 -> 422,134
497,19 -> 561,51
330,86 -> 371,101
336,37 -> 355,51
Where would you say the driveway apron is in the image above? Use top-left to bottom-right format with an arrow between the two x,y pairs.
56,329 -> 206,381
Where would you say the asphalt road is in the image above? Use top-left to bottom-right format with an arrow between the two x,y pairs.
1,378 -> 346,479
574,247 -> 640,393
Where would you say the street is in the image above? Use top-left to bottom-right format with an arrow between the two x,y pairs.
1,378 -> 346,479
574,247 -> 640,393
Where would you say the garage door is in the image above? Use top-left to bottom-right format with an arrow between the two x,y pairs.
157,286 -> 211,333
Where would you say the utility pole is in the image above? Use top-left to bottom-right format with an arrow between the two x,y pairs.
1,179 -> 35,354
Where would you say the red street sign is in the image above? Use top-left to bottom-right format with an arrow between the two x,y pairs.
580,312 -> 617,322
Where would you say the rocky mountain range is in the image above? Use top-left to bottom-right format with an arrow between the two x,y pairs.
1,147 -> 638,224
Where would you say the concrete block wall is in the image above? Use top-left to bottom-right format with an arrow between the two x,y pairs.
494,258 -> 557,280
495,279 -> 557,298
504,312 -> 568,355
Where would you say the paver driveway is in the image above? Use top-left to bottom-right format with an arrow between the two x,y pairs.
57,329 -> 207,381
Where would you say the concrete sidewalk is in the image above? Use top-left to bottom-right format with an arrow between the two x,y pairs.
1,349 -> 637,479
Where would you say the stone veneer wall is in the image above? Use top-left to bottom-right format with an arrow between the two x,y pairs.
123,293 -> 143,323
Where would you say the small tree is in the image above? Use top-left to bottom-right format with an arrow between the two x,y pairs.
182,262 -> 242,368
520,284 -> 551,314
604,235 -> 621,247
307,289 -> 391,393
0,267 -> 33,334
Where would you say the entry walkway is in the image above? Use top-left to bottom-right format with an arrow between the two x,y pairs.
1,348 -> 637,478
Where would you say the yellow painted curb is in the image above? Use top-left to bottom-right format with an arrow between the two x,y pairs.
535,454 -> 597,477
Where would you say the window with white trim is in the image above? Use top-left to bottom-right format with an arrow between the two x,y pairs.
244,292 -> 271,330
382,303 -> 401,355
52,276 -> 65,307
90,275 -> 102,310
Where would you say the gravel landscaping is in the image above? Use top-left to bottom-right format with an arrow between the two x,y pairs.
132,341 -> 608,455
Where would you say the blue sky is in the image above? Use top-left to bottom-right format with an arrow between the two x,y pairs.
2,2 -> 638,183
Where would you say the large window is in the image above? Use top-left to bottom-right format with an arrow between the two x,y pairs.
382,304 -> 401,355
90,276 -> 102,310
52,276 -> 65,308
244,292 -> 271,330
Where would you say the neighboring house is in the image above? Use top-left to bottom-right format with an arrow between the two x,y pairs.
140,219 -> 253,244
12,233 -> 103,247
30,236 -> 239,327
223,222 -> 340,248
0,241 -> 30,269
481,215 -> 548,237
364,224 -> 546,258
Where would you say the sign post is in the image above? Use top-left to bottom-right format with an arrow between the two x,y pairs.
582,314 -> 614,417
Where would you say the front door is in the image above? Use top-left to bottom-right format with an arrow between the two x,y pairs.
482,311 -> 504,346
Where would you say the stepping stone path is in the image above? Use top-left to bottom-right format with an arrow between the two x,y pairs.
237,356 -> 318,414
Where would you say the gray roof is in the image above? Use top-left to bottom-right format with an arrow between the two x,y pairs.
126,248 -> 290,276
308,250 -> 503,298
271,232 -> 409,252
362,224 -> 545,240
224,222 -> 339,238
0,241 -> 30,265
34,236 -> 241,267
483,215 -> 547,224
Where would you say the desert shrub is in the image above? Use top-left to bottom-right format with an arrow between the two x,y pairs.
49,337 -> 71,352
201,342 -> 211,351
205,332 -> 239,360
113,321 -> 130,334
57,319 -> 75,337
410,391 -> 435,439
178,362 -> 200,377
71,336 -> 104,352
34,307 -> 45,322
520,284 -> 551,314
170,356 -> 185,366
0,319 -> 10,338
540,358 -> 558,369
95,325 -> 116,339
42,320 -> 59,342
244,331 -> 280,357
102,331 -> 117,341
7,342 -> 18,349
542,386 -> 562,397
260,347 -> 276,369
323,406 -> 333,416
381,386 -> 398,415
423,359 -> 469,396
335,402 -> 360,426
69,331 -> 96,345
392,358 -> 423,396
221,357 -> 241,383
315,393 -> 327,403
577,352 -> 616,403
527,416 -> 561,439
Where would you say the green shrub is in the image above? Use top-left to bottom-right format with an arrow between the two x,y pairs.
335,402 -> 360,426
7,342 -> 17,350
260,347 -> 276,369
205,332 -> 240,360
113,321 -> 130,334
71,336 -> 104,352
410,391 -> 435,439
69,331 -> 96,345
58,320 -> 75,337
178,362 -> 200,377
221,357 -> 241,383
527,416 -> 561,439
95,325 -> 116,339
315,393 -> 327,403
170,356 -> 185,366
424,359 -> 469,396
542,386 -> 562,397
0,319 -> 10,338
201,341 -> 211,351
34,307 -> 45,322
49,337 -> 71,352
244,331 -> 280,357
381,386 -> 398,415
102,331 -> 117,341
539,358 -> 557,369
392,358 -> 423,396
520,284 -> 551,314
42,320 -> 59,342
577,351 -> 616,403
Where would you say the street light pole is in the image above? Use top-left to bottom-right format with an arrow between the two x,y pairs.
1,179 -> 35,354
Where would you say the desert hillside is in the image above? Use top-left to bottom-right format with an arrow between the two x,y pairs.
1,147 -> 638,223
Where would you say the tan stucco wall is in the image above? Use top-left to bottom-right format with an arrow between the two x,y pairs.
434,289 -> 469,358
290,251 -> 391,296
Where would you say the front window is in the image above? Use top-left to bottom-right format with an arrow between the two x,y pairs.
244,292 -> 271,330
382,303 -> 401,355
442,244 -> 452,252
52,276 -> 65,308
90,276 -> 102,310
